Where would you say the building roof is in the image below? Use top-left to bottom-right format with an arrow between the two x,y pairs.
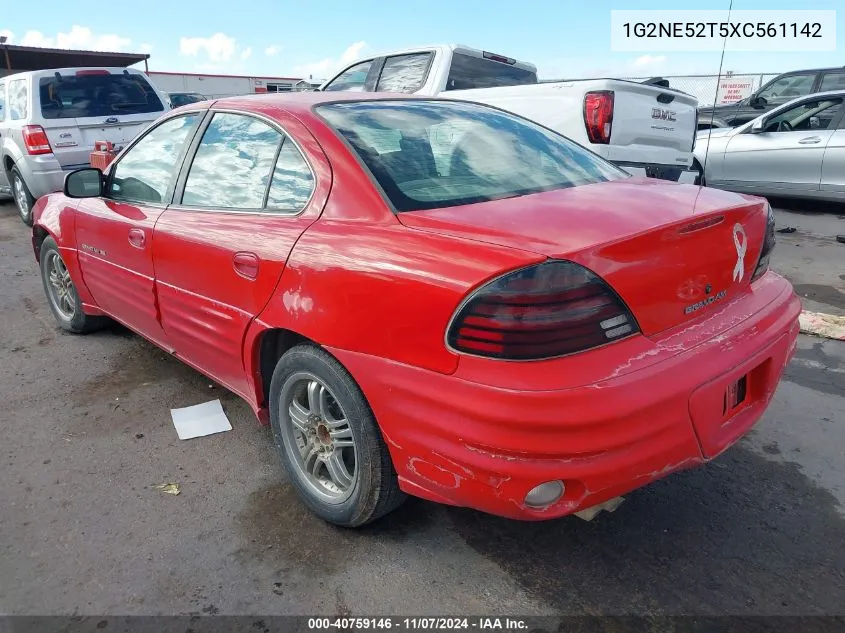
147,70 -> 303,81
1,44 -> 149,72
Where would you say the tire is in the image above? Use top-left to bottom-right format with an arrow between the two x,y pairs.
268,344 -> 405,527
11,167 -> 35,227
39,237 -> 106,333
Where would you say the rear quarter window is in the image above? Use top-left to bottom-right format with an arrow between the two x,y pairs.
8,79 -> 28,120
39,72 -> 165,119
0,82 -> 5,121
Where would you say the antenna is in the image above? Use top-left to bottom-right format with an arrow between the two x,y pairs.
702,0 -> 734,181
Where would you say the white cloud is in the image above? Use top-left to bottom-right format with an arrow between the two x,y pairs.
0,29 -> 14,43
180,32 -> 237,63
240,47 -> 252,61
265,45 -> 282,57
293,41 -> 368,80
139,43 -> 153,54
17,25 -> 131,51
632,54 -> 667,69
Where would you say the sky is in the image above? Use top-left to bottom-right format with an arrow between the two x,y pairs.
1,0 -> 842,81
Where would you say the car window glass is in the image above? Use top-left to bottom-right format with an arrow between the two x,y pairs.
765,98 -> 843,132
38,73 -> 164,120
319,100 -> 626,213
757,74 -> 815,103
8,79 -> 27,120
323,60 -> 373,92
375,53 -> 431,93
0,82 -> 5,121
182,112 -> 282,209
266,140 -> 315,212
445,53 -> 537,90
109,114 -> 200,204
820,72 -> 845,92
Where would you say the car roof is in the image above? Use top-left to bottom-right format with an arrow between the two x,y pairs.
209,90 -> 433,116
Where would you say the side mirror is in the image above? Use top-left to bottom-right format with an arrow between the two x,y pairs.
750,95 -> 768,109
64,168 -> 104,198
750,119 -> 765,134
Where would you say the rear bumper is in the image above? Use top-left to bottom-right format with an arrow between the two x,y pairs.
329,273 -> 800,521
15,154 -> 67,199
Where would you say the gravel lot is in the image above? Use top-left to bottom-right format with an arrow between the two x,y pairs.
0,198 -> 843,616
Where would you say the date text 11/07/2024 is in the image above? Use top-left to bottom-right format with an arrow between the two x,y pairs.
307,618 -> 529,630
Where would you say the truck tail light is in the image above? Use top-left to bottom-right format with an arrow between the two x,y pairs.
22,125 -> 52,155
446,260 -> 640,361
751,204 -> 776,283
583,91 -> 614,144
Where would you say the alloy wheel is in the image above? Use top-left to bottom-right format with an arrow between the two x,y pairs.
282,373 -> 357,503
44,250 -> 77,320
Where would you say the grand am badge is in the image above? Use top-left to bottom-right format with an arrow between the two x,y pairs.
733,223 -> 747,283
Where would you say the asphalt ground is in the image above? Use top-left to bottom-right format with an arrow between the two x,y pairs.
0,198 -> 843,617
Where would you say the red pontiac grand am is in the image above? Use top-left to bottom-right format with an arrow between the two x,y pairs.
31,92 -> 801,527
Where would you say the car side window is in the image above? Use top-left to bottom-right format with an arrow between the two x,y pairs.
820,72 -> 845,92
756,73 -> 816,104
764,98 -> 843,133
0,82 -> 5,121
181,112 -> 282,210
8,79 -> 27,120
109,113 -> 200,205
265,139 -> 315,212
375,53 -> 432,93
323,60 -> 374,92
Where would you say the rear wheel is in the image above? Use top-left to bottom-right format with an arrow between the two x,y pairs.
268,344 -> 405,527
39,237 -> 106,333
11,167 -> 35,227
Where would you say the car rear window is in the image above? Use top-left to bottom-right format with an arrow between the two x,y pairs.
39,72 -> 165,119
317,100 -> 626,213
445,53 -> 537,91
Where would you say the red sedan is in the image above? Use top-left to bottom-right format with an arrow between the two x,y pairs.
31,92 -> 800,527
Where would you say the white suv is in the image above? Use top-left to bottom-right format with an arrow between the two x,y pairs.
0,67 -> 170,225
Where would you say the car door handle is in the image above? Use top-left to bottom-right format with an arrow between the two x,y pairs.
128,228 -> 146,249
233,251 -> 259,280
798,136 -> 822,144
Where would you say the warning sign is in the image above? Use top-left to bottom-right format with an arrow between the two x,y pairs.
717,78 -> 755,104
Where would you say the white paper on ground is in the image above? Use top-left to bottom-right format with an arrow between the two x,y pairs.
170,399 -> 233,440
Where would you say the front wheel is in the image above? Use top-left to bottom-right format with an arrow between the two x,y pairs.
268,344 -> 405,527
11,167 -> 35,227
39,237 -> 106,333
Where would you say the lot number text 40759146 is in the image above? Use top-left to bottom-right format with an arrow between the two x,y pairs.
307,617 -> 529,630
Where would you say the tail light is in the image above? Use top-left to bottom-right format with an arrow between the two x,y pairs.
583,91 -> 614,144
22,125 -> 52,155
446,260 -> 640,361
750,204 -> 776,283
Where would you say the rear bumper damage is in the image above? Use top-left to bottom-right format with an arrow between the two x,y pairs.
329,272 -> 801,521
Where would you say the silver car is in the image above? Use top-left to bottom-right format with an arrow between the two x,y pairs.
0,67 -> 170,225
694,90 -> 845,202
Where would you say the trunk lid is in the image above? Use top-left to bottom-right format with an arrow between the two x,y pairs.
607,80 -> 698,160
397,179 -> 770,337
43,116 -> 158,168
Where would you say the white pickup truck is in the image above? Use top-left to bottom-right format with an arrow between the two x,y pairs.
319,44 -> 701,183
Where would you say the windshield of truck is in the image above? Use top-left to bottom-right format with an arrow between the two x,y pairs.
318,100 -> 627,212
39,73 -> 165,119
445,53 -> 537,90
